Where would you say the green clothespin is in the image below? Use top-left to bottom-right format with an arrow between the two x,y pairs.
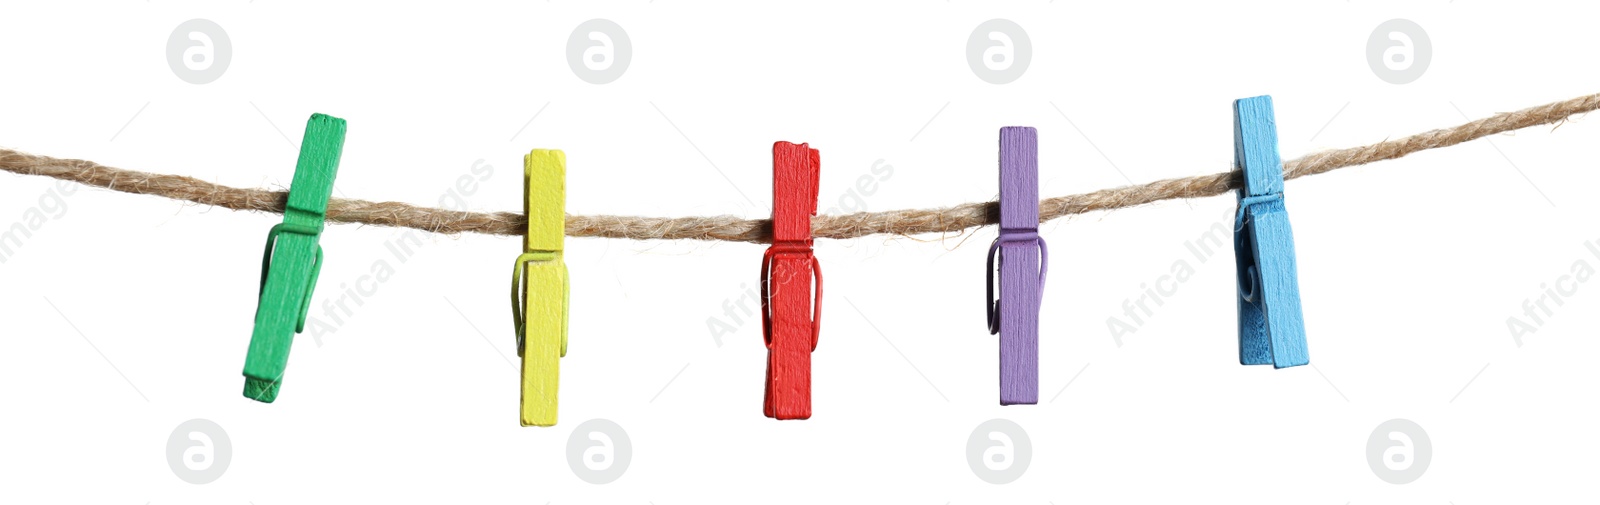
242,113 -> 346,403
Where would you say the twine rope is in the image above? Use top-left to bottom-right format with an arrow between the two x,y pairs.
3,93 -> 1597,243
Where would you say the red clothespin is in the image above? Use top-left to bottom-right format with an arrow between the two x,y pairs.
761,141 -> 822,420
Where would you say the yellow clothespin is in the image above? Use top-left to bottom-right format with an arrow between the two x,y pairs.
511,149 -> 569,427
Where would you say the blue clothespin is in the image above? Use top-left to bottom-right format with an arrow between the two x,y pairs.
1233,95 -> 1309,368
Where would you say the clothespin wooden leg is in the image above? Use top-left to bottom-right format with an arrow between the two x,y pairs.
998,241 -> 1041,404
765,250 -> 817,419
520,259 -> 565,426
242,113 -> 346,402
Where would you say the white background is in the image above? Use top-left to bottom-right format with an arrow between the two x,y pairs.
3,0 -> 1598,503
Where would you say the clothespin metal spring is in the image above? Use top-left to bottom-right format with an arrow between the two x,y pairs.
986,231 -> 1048,335
511,251 -> 568,357
761,245 -> 822,351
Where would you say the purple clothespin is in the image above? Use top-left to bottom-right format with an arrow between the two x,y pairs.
986,126 -> 1048,405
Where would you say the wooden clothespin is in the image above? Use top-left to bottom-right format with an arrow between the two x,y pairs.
242,113 -> 346,402
1233,95 -> 1309,368
986,126 -> 1049,405
511,149 -> 569,427
761,141 -> 822,420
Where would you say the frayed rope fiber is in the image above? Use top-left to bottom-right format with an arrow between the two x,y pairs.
4,92 -> 1598,243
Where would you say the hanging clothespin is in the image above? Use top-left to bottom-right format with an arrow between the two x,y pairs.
986,126 -> 1049,405
1233,95 -> 1309,368
242,113 -> 346,402
511,149 -> 569,427
761,141 -> 822,420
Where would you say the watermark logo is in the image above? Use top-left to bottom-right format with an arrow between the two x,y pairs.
166,418 -> 231,484
1366,418 -> 1431,484
966,418 -> 1031,484
1366,19 -> 1430,85
966,19 -> 1031,85
167,19 -> 231,85
567,19 -> 631,85
567,418 -> 632,484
